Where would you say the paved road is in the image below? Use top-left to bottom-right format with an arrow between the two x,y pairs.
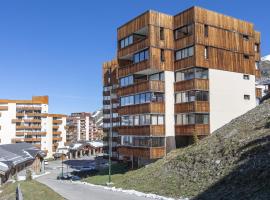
36,159 -> 153,200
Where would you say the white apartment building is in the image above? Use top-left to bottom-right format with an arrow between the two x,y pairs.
0,96 -> 66,157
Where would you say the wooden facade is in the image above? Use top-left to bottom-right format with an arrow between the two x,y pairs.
103,6 -> 261,165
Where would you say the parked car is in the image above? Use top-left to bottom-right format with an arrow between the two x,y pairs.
71,175 -> 81,181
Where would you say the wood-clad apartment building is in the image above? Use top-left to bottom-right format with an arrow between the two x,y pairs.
103,6 -> 262,167
0,96 -> 66,157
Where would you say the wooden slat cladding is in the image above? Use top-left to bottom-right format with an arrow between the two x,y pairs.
118,47 -> 173,77
255,69 -> 261,79
118,125 -> 165,136
118,102 -> 164,115
174,56 -> 195,71
175,79 -> 209,91
118,11 -> 149,40
254,31 -> 261,43
149,25 -> 174,49
194,7 -> 254,36
175,101 -> 209,113
117,80 -> 165,96
175,124 -> 210,136
174,34 -> 195,50
255,53 -> 260,61
103,59 -> 118,86
149,11 -> 173,29
118,146 -> 165,159
118,60 -> 149,77
195,45 -> 255,75
118,39 -> 149,58
174,7 -> 195,29
150,47 -> 174,71
256,88 -> 262,98
0,106 -> 8,111
195,23 -> 254,55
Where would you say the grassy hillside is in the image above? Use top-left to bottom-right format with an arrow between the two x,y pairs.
0,180 -> 64,200
85,100 -> 270,199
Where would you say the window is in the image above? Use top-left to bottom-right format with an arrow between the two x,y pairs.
121,114 -> 164,126
175,91 -> 208,103
175,113 -> 209,125
120,35 -> 134,48
121,136 -> 165,147
175,67 -> 208,82
243,75 -> 250,80
174,24 -> 193,40
254,43 -> 260,53
204,47 -> 209,59
204,25 -> 209,37
149,72 -> 164,81
244,95 -> 250,100
120,92 -> 164,106
160,27 -> 164,40
175,46 -> 194,61
255,61 -> 259,70
243,35 -> 249,40
120,75 -> 134,87
244,54 -> 249,59
161,49 -> 165,62
133,49 -> 149,64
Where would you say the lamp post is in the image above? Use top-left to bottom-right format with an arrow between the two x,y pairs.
61,150 -> 64,177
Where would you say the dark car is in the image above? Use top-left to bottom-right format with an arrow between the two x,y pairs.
71,176 -> 81,181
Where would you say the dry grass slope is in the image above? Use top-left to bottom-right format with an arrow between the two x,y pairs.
86,100 -> 270,199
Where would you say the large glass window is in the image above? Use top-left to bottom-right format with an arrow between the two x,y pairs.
120,92 -> 164,107
120,35 -> 134,49
175,67 -> 208,82
133,49 -> 149,64
121,114 -> 164,126
121,136 -> 165,147
175,91 -> 209,103
149,72 -> 164,81
120,75 -> 134,87
175,46 -> 194,61
175,113 -> 209,125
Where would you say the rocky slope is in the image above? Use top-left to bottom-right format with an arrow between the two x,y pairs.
112,100 -> 270,199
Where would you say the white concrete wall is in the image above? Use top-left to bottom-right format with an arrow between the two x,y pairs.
58,117 -> 67,147
43,116 -> 53,157
164,71 -> 175,137
85,116 -> 90,141
0,103 -> 16,144
209,69 -> 256,133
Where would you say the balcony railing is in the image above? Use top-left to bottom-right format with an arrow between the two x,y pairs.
118,125 -> 165,136
175,101 -> 209,113
118,102 -> 165,115
175,124 -> 210,136
117,80 -> 165,96
117,146 -> 165,159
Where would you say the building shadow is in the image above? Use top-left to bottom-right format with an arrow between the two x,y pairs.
193,135 -> 270,200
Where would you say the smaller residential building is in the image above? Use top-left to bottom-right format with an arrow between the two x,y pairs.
0,143 -> 46,185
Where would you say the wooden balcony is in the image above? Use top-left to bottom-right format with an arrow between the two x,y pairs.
175,79 -> 209,92
53,131 -> 62,135
255,69 -> 261,79
16,125 -> 41,130
16,132 -> 46,136
118,146 -> 165,159
0,106 -> 8,111
17,113 -> 46,117
16,106 -> 42,111
118,102 -> 164,115
53,120 -> 62,124
34,144 -> 41,149
118,60 -> 150,78
12,137 -> 42,142
12,119 -> 41,123
175,101 -> 209,113
117,80 -> 165,96
53,137 -> 62,141
53,125 -> 59,130
118,125 -> 165,136
118,38 -> 149,58
175,124 -> 210,136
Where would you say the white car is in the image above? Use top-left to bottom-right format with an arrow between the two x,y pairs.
44,160 -> 49,165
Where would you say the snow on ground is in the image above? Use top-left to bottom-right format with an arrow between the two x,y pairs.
68,181 -> 189,200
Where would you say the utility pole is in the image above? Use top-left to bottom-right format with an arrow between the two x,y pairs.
61,150 -> 64,177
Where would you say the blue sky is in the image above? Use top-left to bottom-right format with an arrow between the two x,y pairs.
0,0 -> 269,114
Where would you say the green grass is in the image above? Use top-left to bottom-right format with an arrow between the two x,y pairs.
83,163 -> 129,185
0,180 -> 64,200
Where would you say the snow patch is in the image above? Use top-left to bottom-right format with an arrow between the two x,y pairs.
69,181 -> 188,200
261,55 -> 270,62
